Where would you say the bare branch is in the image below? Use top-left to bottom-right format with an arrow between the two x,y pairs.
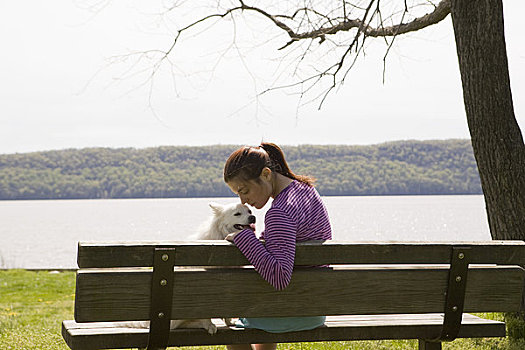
100,0 -> 452,117
238,0 -> 450,47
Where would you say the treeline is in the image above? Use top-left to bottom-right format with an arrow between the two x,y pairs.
0,140 -> 482,200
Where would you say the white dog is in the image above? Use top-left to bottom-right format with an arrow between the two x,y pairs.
122,202 -> 256,335
196,202 -> 256,240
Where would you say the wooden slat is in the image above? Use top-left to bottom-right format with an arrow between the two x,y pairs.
74,265 -> 524,322
62,313 -> 506,350
77,240 -> 525,268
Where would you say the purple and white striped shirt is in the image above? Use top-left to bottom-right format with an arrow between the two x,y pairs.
233,180 -> 332,290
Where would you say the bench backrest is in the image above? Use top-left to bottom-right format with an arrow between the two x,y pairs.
74,241 -> 525,323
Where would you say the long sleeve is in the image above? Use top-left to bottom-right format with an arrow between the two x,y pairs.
233,207 -> 297,290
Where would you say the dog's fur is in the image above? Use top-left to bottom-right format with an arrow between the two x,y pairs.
121,202 -> 256,335
196,202 -> 256,240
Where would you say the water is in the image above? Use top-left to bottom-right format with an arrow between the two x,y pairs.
0,195 -> 490,269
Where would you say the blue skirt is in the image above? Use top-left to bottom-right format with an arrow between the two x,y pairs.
235,316 -> 326,333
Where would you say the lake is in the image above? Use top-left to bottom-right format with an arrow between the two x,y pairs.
0,195 -> 490,269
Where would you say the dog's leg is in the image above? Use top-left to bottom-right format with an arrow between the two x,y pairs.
223,318 -> 236,326
113,319 -> 216,334
112,321 -> 150,328
173,319 -> 217,334
200,319 -> 218,334
169,319 -> 185,329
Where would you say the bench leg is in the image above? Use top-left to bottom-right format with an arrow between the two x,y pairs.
418,339 -> 442,350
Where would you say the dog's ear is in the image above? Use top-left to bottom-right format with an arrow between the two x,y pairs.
209,202 -> 224,215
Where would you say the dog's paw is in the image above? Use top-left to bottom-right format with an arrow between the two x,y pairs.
224,232 -> 239,242
205,322 -> 217,334
223,318 -> 236,326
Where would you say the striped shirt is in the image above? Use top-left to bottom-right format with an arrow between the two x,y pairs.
233,180 -> 332,290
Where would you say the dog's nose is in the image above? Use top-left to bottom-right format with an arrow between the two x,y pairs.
248,215 -> 256,223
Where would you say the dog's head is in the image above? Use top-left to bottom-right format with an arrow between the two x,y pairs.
208,202 -> 256,238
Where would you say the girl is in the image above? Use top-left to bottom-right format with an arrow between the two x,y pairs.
223,143 -> 332,350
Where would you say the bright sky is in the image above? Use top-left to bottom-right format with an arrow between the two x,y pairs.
1,1 -> 524,154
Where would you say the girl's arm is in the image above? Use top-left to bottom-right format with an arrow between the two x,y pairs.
233,207 -> 296,290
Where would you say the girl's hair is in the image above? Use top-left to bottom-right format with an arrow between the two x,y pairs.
224,142 -> 315,186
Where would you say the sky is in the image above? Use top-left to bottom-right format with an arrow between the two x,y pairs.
1,1 -> 524,154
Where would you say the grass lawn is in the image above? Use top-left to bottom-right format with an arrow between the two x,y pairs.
1,269 -> 524,350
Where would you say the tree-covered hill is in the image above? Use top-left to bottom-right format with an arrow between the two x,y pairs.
0,140 -> 482,200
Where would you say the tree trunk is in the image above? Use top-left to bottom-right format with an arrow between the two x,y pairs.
450,0 -> 525,241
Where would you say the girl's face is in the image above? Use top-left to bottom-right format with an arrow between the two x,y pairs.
227,170 -> 273,209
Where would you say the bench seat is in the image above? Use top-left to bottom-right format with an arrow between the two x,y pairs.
62,313 -> 505,350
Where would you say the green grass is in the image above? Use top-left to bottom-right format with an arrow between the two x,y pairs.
0,269 -> 76,349
1,270 -> 524,350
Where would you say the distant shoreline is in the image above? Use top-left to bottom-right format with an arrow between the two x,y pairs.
0,140 -> 482,200
0,192 -> 484,201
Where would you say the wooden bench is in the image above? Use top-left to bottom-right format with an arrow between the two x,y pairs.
62,240 -> 525,350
